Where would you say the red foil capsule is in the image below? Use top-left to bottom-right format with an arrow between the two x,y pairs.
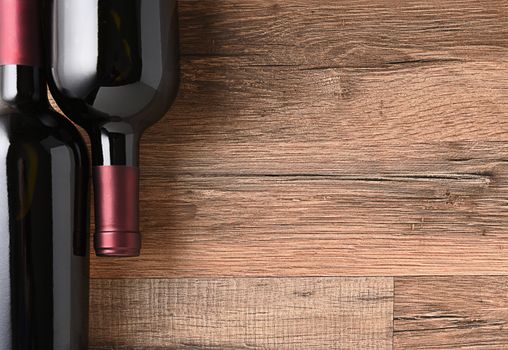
0,0 -> 40,66
93,166 -> 141,257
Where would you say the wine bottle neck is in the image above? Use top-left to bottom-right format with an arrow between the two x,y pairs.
90,128 -> 140,167
0,65 -> 49,112
0,0 -> 46,112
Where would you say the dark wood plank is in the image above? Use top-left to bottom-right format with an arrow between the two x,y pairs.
155,59 -> 508,146
179,0 -> 508,66
90,277 -> 393,349
146,0 -> 508,147
394,277 -> 508,349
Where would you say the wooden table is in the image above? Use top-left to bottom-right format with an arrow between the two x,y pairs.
88,1 -> 508,349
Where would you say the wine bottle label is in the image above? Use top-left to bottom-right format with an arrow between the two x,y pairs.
0,0 -> 40,67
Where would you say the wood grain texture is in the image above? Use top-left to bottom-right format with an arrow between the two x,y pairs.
394,277 -> 508,349
179,0 -> 508,66
76,1 -> 508,349
86,0 -> 508,278
94,156 -> 508,277
91,143 -> 508,278
161,0 -> 508,145
90,277 -> 393,349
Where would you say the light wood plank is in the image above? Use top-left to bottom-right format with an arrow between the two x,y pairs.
394,277 -> 508,349
90,149 -> 507,278
138,141 -> 508,176
90,277 -> 393,350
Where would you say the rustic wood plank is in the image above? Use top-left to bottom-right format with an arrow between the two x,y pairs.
146,0 -> 508,147
90,146 -> 507,278
394,277 -> 508,349
138,141 -> 508,176
89,277 -> 393,350
179,0 -> 508,65
155,59 -> 508,145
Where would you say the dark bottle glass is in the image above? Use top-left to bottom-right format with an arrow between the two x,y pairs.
0,0 -> 89,349
48,0 -> 180,257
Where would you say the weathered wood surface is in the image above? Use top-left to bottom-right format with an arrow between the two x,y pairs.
90,0 -> 508,278
394,277 -> 508,349
89,161 -> 507,278
80,1 -> 508,348
90,277 -> 393,350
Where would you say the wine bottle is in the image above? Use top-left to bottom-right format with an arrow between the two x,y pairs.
0,0 -> 89,348
48,0 -> 180,257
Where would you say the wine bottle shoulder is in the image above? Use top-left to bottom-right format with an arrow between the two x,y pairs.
48,0 -> 180,133
0,110 -> 88,164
